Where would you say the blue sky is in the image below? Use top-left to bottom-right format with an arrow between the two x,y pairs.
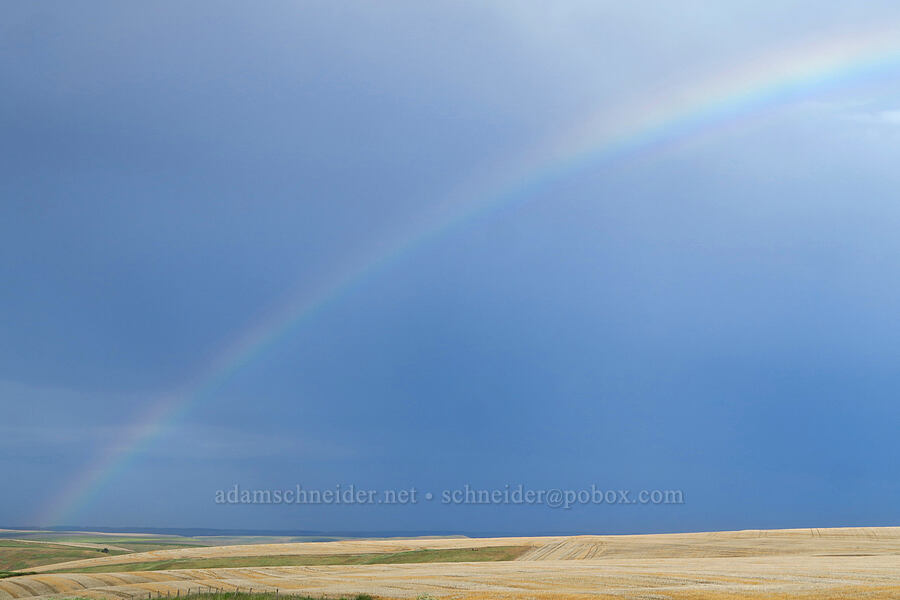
2,1 -> 899,533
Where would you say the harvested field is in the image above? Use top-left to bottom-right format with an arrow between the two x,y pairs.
1,555 -> 899,600
26,527 -> 900,574
516,526 -> 900,559
49,546 -> 532,573
3,527 -> 897,599
23,538 -> 561,575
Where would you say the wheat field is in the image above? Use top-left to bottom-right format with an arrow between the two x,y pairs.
3,527 -> 899,599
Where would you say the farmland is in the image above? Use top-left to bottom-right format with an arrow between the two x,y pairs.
0,540 -> 129,572
0,527 -> 897,599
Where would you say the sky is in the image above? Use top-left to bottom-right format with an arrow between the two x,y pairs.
2,1 -> 900,534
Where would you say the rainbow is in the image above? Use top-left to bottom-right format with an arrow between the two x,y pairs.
38,25 -> 900,526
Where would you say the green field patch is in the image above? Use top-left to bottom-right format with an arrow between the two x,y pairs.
53,545 -> 531,573
0,540 -> 126,571
0,570 -> 35,579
